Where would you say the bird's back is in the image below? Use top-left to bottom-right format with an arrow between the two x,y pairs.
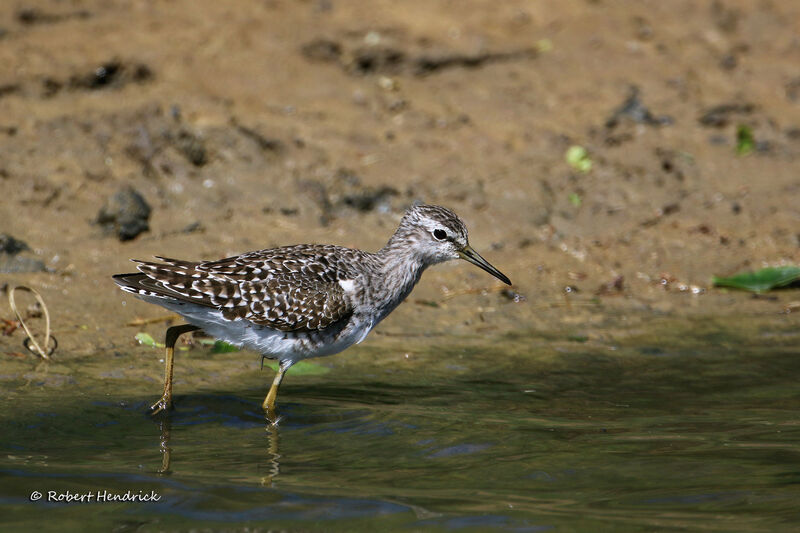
114,244 -> 375,333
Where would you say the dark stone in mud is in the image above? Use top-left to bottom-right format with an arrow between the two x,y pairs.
698,103 -> 754,128
96,186 -> 152,241
0,234 -> 30,255
0,234 -> 46,273
605,86 -> 673,129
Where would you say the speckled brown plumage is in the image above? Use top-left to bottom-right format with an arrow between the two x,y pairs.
117,245 -> 371,332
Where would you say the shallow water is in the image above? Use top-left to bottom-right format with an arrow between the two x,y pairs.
2,316 -> 800,531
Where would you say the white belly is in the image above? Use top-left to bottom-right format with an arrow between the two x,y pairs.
136,295 -> 373,366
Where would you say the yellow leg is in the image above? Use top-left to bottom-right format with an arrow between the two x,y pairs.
151,324 -> 200,415
262,361 -> 289,418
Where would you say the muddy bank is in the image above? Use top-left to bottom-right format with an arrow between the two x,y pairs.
0,0 -> 798,365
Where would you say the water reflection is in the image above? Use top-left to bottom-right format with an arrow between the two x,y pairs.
261,423 -> 281,487
152,402 -> 282,486
1,317 -> 799,530
157,418 -> 171,474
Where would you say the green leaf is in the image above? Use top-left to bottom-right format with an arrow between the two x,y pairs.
535,39 -> 553,53
712,265 -> 800,293
565,145 -> 592,173
262,360 -> 331,375
568,192 -> 582,207
211,340 -> 240,353
735,124 -> 754,156
134,332 -> 164,348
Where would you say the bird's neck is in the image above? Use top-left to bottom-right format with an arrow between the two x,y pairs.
371,229 -> 428,319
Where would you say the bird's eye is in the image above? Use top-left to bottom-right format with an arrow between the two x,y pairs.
433,229 -> 447,241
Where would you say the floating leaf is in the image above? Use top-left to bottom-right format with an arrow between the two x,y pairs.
565,145 -> 592,173
712,265 -> 800,293
735,124 -> 754,156
134,332 -> 163,348
211,340 -> 240,353
262,360 -> 330,375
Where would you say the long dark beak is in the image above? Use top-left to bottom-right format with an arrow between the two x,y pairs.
458,245 -> 512,285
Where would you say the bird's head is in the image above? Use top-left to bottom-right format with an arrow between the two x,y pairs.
399,204 -> 511,285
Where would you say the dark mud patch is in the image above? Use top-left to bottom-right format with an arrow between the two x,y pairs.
0,84 -> 21,99
302,34 -> 536,77
173,130 -> 208,167
605,86 -> 673,129
232,121 -> 284,154
298,167 -> 404,225
0,61 -> 153,100
698,102 -> 756,128
42,60 -> 154,97
0,234 -> 46,273
413,48 -> 536,76
15,7 -> 91,26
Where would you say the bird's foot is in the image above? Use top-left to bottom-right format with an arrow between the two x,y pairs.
262,398 -> 280,425
150,394 -> 172,415
266,411 -> 282,427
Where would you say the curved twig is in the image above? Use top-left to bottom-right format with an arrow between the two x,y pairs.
8,285 -> 54,360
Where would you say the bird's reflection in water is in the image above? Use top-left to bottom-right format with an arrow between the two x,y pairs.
260,421 -> 281,486
156,417 -> 172,475
153,411 -> 281,486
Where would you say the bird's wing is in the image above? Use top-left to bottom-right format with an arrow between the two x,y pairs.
126,246 -> 360,332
